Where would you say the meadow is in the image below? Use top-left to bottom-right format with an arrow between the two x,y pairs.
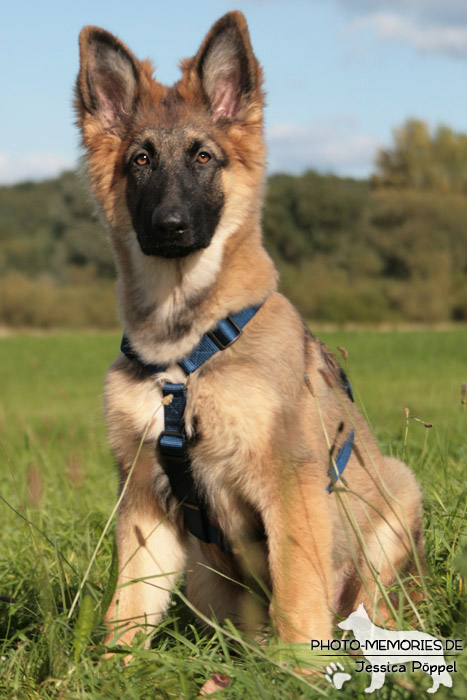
0,328 -> 466,699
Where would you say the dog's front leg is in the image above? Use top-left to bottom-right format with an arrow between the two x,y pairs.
104,480 -> 186,649
264,467 -> 333,643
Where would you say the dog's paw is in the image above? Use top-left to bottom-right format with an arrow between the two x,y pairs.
325,662 -> 351,689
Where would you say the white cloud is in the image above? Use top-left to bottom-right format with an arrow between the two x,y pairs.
336,0 -> 467,25
0,153 -> 74,186
266,118 -> 379,177
346,11 -> 467,59
337,0 -> 467,59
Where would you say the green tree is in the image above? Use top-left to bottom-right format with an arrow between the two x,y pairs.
374,118 -> 467,192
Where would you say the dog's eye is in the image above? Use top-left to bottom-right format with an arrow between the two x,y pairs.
134,153 -> 150,166
196,151 -> 211,164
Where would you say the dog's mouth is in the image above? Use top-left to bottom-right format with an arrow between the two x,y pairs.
136,226 -> 212,259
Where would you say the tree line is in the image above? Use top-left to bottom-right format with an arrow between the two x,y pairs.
1,119 -> 466,327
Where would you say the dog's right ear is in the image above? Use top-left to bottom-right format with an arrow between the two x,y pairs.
76,27 -> 140,133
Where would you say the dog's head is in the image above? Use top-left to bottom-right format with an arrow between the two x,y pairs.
75,12 -> 265,261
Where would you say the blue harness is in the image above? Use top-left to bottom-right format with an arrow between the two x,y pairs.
120,305 -> 354,551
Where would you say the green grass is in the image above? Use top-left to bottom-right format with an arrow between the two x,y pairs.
0,329 -> 466,699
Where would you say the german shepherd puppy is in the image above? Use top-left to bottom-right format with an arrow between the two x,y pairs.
75,11 -> 424,648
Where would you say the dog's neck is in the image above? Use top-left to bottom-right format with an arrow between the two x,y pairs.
112,220 -> 278,366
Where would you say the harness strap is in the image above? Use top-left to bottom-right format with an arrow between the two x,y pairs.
121,305 -> 261,377
159,382 -> 232,550
179,306 -> 260,373
121,307 -> 355,551
327,429 -> 354,492
121,305 -> 263,552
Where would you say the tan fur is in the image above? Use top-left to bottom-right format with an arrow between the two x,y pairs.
75,11 -> 424,649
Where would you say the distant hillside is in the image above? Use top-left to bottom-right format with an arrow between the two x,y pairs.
1,168 -> 466,327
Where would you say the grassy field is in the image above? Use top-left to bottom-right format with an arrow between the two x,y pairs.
0,329 -> 466,699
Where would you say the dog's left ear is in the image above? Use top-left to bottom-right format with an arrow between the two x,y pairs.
189,11 -> 262,121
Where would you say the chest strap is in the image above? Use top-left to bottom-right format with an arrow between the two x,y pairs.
121,309 -> 354,552
121,305 -> 263,552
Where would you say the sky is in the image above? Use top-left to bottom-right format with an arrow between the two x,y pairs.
2,0 -> 467,184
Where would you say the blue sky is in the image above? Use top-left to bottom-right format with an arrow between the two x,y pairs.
2,0 -> 467,184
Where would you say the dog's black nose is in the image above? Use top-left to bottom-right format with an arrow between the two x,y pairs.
151,206 -> 190,236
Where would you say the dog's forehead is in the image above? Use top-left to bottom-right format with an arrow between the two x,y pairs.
129,117 -> 222,156
136,82 -> 200,122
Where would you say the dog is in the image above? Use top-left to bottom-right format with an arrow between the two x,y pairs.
75,11 -> 424,649
338,604 -> 453,693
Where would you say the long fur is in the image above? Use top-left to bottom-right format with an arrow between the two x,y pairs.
75,11 -> 424,648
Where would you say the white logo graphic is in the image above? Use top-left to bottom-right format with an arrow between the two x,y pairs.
325,662 -> 351,689
337,604 -> 454,694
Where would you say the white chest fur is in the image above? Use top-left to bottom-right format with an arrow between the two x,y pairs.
105,360 -> 188,446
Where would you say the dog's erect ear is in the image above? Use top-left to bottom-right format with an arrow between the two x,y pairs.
76,27 -> 140,132
191,11 -> 261,121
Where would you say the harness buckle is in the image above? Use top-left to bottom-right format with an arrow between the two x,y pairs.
207,315 -> 242,350
159,430 -> 186,459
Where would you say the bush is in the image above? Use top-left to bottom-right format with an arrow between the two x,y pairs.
1,169 -> 467,327
0,273 -> 118,329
